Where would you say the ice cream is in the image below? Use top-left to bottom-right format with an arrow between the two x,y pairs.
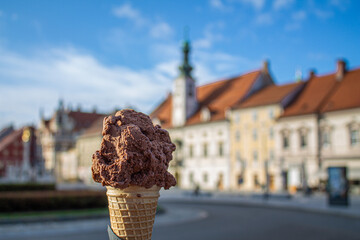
91,109 -> 176,189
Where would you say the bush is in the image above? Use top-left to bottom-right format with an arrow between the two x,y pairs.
0,190 -> 107,212
0,183 -> 56,192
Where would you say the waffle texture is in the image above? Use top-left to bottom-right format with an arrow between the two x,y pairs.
106,185 -> 161,240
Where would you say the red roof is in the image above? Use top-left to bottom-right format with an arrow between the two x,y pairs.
151,70 -> 262,128
42,111 -> 106,133
320,68 -> 360,113
0,128 -> 23,152
68,111 -> 106,132
281,73 -> 338,117
81,116 -> 106,137
234,82 -> 304,109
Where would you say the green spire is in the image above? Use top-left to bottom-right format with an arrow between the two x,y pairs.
179,27 -> 193,77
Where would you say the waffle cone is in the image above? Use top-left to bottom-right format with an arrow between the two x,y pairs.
106,185 -> 161,240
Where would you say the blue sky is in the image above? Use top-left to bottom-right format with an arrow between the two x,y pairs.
0,0 -> 359,128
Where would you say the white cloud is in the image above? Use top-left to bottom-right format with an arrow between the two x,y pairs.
193,51 -> 259,84
273,0 -> 294,10
150,22 -> 174,39
238,0 -> 265,10
210,0 -> 232,11
255,13 -> 273,25
0,10 -> 3,17
112,3 -> 146,26
193,22 -> 225,49
0,47 -> 176,127
112,4 -> 174,40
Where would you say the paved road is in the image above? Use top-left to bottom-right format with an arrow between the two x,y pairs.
153,202 -> 360,240
1,202 -> 359,240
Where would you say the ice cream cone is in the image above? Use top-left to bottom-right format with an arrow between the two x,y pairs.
106,185 -> 161,240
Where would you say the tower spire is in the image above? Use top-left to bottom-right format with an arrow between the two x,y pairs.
179,27 -> 193,77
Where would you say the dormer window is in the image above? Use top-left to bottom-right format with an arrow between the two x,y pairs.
201,107 -> 211,122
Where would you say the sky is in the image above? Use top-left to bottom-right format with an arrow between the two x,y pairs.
0,0 -> 359,128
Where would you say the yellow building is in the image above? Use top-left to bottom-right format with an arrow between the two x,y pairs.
230,83 -> 304,191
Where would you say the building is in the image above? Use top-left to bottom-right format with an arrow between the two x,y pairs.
76,117 -> 104,184
230,82 -> 304,191
38,100 -> 106,182
319,63 -> 360,193
150,40 -> 273,190
275,60 -> 360,193
0,126 -> 43,182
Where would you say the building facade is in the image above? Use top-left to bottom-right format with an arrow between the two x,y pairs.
38,100 -> 106,182
276,60 -> 360,193
230,82 -> 304,191
0,126 -> 43,182
151,40 -> 273,190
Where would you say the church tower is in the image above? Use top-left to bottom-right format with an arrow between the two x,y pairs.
172,40 -> 198,127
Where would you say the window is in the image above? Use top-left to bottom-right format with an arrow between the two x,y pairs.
269,127 -> 274,139
322,131 -> 330,147
235,112 -> 240,123
300,133 -> 307,148
254,174 -> 260,187
203,143 -> 208,157
283,135 -> 289,149
189,144 -> 193,157
253,151 -> 258,161
236,151 -> 241,161
188,83 -> 193,97
236,130 -> 240,141
350,129 -> 360,146
253,129 -> 257,140
218,142 -> 224,156
203,173 -> 208,183
269,150 -> 274,161
252,111 -> 258,121
269,109 -> 274,119
253,151 -> 258,167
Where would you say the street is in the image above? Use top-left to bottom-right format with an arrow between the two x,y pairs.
1,201 -> 359,240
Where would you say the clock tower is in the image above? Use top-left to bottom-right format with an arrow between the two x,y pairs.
172,40 -> 197,127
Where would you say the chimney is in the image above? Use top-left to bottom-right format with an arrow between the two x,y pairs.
262,60 -> 269,74
336,59 -> 347,81
309,69 -> 316,79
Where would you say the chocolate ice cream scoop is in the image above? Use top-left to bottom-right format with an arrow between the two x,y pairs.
91,109 -> 176,189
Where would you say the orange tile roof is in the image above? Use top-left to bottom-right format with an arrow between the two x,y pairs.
234,82 -> 304,109
281,73 -> 339,117
151,70 -> 261,127
150,94 -> 173,128
320,68 -> 360,113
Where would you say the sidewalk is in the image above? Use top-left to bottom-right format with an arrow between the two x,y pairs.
159,188 -> 360,219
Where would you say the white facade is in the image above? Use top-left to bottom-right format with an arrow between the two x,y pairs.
320,108 -> 360,193
169,120 -> 231,190
275,114 -> 320,192
172,75 -> 197,127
